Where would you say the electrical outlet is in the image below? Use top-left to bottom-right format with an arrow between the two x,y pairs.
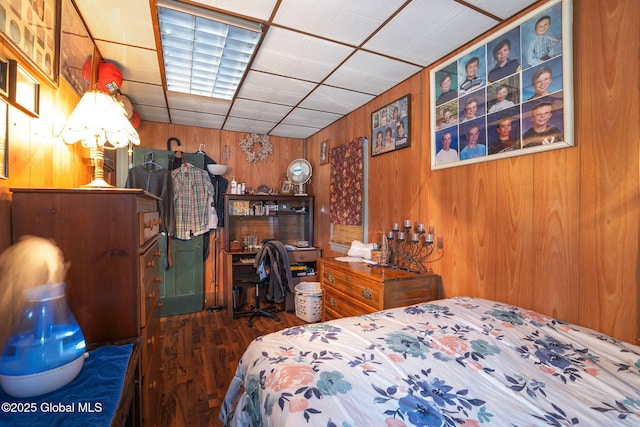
437,237 -> 444,249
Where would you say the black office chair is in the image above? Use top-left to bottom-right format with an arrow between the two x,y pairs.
233,275 -> 280,327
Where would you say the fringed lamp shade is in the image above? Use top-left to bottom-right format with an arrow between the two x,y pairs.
60,90 -> 140,187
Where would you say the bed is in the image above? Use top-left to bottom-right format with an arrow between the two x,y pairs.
219,297 -> 640,426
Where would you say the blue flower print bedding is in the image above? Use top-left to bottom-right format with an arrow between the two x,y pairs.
220,297 -> 640,426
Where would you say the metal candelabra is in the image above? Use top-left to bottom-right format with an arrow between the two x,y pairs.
386,220 -> 443,273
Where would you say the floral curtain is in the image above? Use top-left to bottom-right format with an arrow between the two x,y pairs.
329,137 -> 364,225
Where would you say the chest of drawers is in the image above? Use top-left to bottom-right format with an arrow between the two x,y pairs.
10,188 -> 163,427
318,258 -> 442,320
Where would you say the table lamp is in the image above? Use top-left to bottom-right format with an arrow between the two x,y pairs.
60,90 -> 140,187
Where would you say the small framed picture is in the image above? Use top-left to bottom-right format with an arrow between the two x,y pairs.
0,99 -> 7,179
371,94 -> 410,156
0,57 -> 8,98
281,180 -> 292,194
319,140 -> 329,165
9,60 -> 40,117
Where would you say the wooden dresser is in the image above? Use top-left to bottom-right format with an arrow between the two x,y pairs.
10,188 -> 164,427
318,258 -> 442,321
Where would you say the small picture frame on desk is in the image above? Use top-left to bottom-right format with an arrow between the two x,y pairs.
281,180 -> 292,194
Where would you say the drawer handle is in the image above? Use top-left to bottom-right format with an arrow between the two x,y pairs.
146,260 -> 155,268
153,250 -> 161,257
329,297 -> 336,307
153,277 -> 162,283
327,274 -> 335,283
361,288 -> 372,299
145,219 -> 161,230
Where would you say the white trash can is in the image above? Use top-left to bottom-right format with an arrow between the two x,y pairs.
294,282 -> 322,322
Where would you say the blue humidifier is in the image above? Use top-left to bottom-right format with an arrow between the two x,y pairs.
0,282 -> 87,398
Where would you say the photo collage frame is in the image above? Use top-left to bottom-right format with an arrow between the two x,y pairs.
431,0 -> 573,169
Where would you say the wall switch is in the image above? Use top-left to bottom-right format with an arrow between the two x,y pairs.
437,237 -> 444,249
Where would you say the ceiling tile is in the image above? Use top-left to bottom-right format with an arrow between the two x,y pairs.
229,99 -> 292,122
224,117 -> 277,134
75,0 -> 156,48
282,108 -> 342,129
465,0 -> 536,20
167,92 -> 232,115
299,85 -> 374,115
273,0 -> 406,45
120,82 -> 166,107
95,42 -> 163,85
269,123 -> 320,139
325,51 -> 422,95
170,109 -> 226,128
251,27 -> 354,82
237,71 -> 316,105
133,105 -> 170,123
364,0 -> 499,67
190,0 -> 278,21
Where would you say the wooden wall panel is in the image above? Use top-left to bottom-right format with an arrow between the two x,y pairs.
493,156 -> 535,307
574,0 -> 640,340
530,150 -> 581,320
135,124 -> 305,194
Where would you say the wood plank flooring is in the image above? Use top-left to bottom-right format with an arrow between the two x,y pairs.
158,305 -> 306,427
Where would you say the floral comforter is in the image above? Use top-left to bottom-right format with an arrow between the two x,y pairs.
219,297 -> 640,426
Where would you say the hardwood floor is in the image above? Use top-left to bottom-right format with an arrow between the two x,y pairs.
158,304 -> 306,427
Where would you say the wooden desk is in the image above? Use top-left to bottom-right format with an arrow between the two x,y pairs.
223,248 -> 321,320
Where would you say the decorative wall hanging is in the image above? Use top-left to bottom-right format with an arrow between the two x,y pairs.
0,0 -> 59,84
60,0 -> 94,97
330,136 -> 365,225
239,133 -> 272,165
431,0 -> 573,170
371,94 -> 410,156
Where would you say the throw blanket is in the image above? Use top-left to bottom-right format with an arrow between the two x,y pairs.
253,240 -> 293,303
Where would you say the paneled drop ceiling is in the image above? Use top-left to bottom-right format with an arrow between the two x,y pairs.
73,0 -> 539,139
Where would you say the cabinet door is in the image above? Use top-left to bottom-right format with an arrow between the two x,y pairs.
133,147 -> 205,316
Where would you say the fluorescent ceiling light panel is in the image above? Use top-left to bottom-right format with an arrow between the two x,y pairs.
157,0 -> 262,100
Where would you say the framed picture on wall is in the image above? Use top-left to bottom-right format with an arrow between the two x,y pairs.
430,0 -> 573,170
0,57 -> 8,98
0,0 -> 60,84
8,60 -> 40,117
0,99 -> 7,179
59,0 -> 94,96
371,94 -> 410,157
319,140 -> 329,165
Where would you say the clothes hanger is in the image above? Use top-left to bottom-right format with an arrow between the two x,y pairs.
197,144 -> 206,155
143,152 -> 163,169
